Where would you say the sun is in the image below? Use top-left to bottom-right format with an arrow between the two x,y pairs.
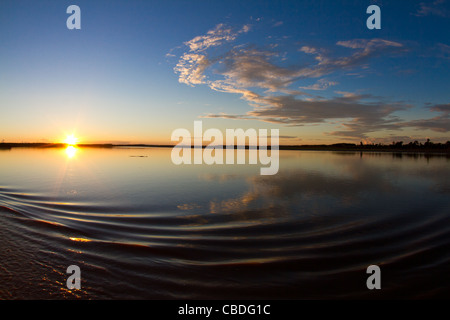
64,134 -> 78,146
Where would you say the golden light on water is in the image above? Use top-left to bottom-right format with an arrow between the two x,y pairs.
65,145 -> 77,158
64,134 -> 78,146
69,237 -> 91,242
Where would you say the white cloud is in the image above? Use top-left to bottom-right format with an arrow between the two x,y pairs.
185,23 -> 237,52
174,53 -> 211,86
239,24 -> 252,33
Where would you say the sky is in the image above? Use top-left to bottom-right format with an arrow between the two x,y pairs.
0,0 -> 449,145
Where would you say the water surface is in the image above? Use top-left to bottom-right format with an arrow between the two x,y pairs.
0,147 -> 449,299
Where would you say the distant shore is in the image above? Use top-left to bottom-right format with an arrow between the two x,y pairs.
1,142 -> 449,153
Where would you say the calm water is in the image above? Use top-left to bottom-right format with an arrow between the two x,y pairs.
0,147 -> 449,299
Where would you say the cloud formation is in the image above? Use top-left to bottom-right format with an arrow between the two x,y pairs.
175,24 -> 404,91
172,23 -> 446,140
203,92 -> 411,138
401,104 -> 450,133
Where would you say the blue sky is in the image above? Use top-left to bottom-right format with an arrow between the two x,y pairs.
0,0 -> 449,144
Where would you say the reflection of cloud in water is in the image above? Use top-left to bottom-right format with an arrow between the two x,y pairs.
199,173 -> 241,182
209,191 -> 260,214
178,203 -> 202,210
206,153 -> 450,219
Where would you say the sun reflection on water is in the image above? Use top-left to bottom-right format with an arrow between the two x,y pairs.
65,145 -> 78,159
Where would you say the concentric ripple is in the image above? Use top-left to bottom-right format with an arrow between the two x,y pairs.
1,148 -> 449,299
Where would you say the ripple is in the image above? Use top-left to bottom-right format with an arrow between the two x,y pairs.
1,150 -> 450,299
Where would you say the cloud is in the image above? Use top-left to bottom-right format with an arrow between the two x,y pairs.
174,24 -> 243,86
331,39 -> 404,69
174,53 -> 211,86
299,46 -> 328,63
172,24 -> 440,139
299,79 -> 338,91
203,92 -> 411,138
403,117 -> 450,132
400,103 -> 450,133
216,48 -> 301,91
174,24 -> 403,90
431,103 -> 450,113
205,38 -> 403,95
336,39 -> 402,50
185,23 -> 238,52
240,24 -> 252,33
414,0 -> 449,17
298,39 -> 404,74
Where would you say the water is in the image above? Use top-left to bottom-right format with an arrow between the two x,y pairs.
0,147 -> 449,299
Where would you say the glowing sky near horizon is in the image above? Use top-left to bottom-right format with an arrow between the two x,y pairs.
0,0 -> 449,145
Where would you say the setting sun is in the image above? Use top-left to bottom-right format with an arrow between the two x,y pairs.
64,134 -> 78,146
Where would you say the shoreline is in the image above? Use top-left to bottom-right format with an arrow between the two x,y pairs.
1,142 -> 449,154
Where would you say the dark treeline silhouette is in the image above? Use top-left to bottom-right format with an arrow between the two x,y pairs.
0,143 -> 114,149
281,139 -> 450,151
1,140 -> 449,152
358,139 -> 450,151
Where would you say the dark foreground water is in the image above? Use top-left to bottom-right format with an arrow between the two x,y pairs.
0,147 -> 449,299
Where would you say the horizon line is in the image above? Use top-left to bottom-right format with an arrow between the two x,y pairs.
1,141 -> 449,152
